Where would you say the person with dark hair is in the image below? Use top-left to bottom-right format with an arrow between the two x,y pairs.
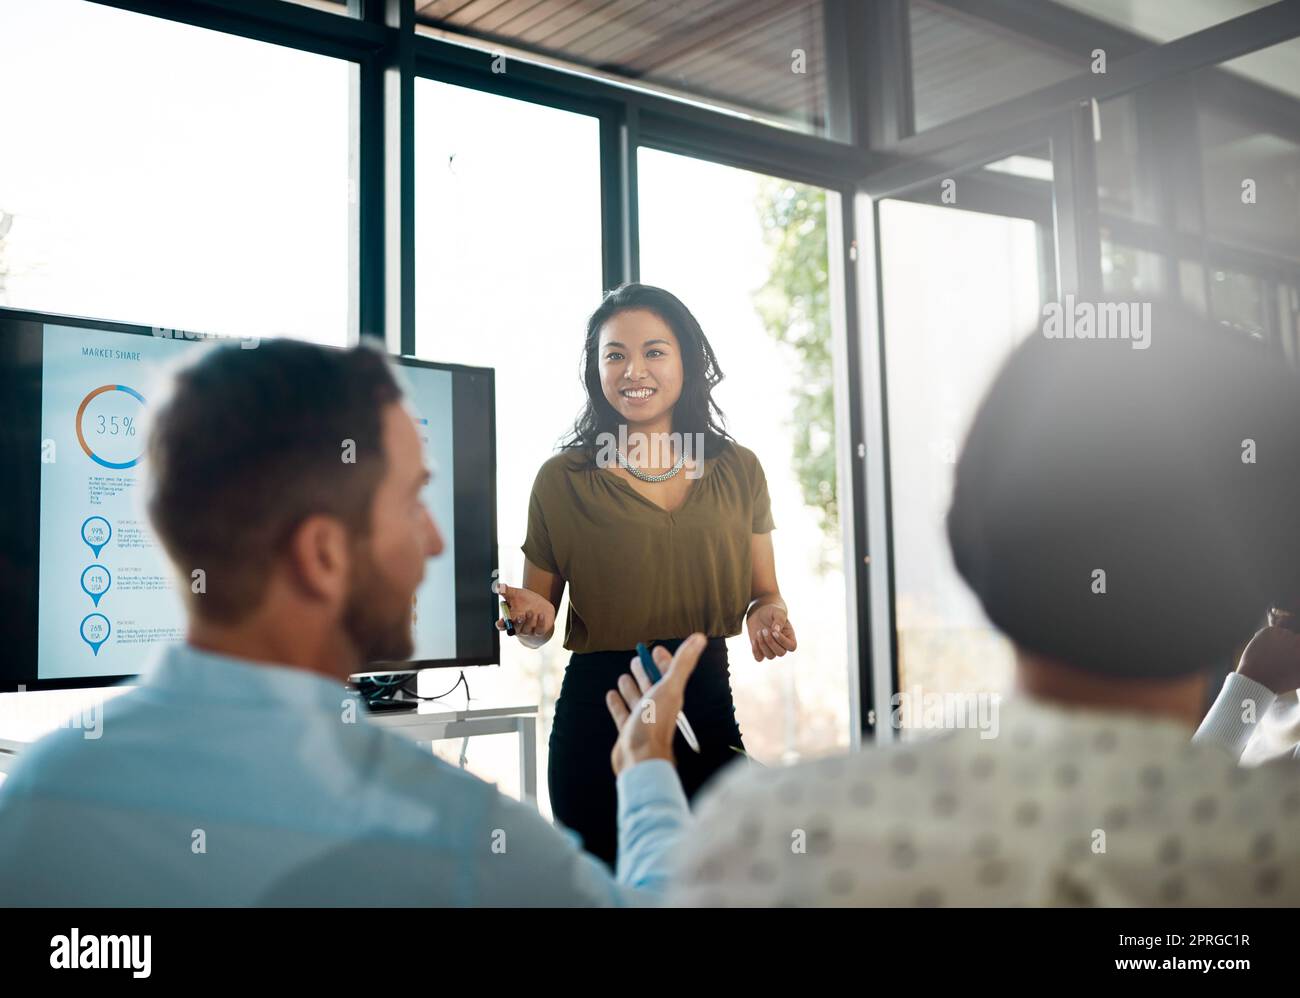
668,301 -> 1300,906
495,283 -> 798,868
0,337 -> 700,905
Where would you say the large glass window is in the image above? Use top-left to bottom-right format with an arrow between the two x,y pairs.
1101,238 -> 1165,298
877,154 -> 1053,730
638,147 -> 851,762
414,79 -> 602,812
909,0 -> 1092,133
1093,35 -> 1300,341
1199,104 -> 1300,263
0,0 -> 354,769
910,1 -> 1277,136
0,0 -> 353,344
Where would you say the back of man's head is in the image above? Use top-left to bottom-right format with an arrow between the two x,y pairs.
948,301 -> 1300,679
146,338 -> 403,623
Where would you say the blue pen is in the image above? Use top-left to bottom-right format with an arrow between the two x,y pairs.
636,642 -> 701,754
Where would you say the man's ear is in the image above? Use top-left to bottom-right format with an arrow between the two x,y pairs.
284,513 -> 352,606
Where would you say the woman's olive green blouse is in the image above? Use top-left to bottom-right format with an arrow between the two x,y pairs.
521,440 -> 775,653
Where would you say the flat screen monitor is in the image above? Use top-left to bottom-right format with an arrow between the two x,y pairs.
0,307 -> 499,691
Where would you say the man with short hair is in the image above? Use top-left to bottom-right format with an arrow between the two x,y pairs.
0,338 -> 695,905
670,303 -> 1300,907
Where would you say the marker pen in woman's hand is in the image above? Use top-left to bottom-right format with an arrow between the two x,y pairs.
494,581 -> 516,636
636,642 -> 701,754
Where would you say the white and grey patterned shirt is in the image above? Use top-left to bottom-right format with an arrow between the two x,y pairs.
667,693 -> 1300,907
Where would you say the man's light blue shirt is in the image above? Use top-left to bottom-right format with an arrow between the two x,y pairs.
0,644 -> 690,905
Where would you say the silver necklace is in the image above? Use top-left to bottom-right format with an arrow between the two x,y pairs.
617,447 -> 686,482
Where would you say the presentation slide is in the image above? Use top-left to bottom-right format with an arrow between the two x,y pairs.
37,325 -> 188,680
35,324 -> 460,680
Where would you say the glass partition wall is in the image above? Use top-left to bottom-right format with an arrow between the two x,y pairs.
867,146 -> 1056,737
638,149 -> 852,762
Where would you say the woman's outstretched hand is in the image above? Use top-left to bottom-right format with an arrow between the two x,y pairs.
747,603 -> 797,661
494,582 -> 557,647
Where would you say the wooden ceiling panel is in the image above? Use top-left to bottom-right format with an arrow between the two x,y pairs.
417,0 -> 825,128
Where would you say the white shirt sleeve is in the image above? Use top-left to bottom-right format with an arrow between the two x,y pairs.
1193,671 -> 1278,761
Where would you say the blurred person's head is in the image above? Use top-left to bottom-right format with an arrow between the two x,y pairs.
563,283 -> 734,462
947,300 -> 1300,713
146,338 -> 443,678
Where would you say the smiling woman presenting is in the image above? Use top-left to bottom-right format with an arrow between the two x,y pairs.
495,283 -> 797,868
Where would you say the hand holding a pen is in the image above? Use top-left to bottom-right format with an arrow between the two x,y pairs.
605,633 -> 705,776
493,582 -> 556,649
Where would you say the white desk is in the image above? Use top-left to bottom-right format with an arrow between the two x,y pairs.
0,708 -> 542,809
368,703 -> 540,807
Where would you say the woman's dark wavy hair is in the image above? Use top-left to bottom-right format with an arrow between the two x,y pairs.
558,283 -> 735,464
